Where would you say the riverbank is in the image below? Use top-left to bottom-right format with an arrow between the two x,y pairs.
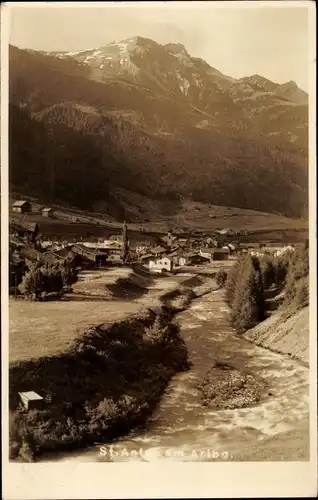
9,266 -> 217,462
244,306 -> 309,365
9,305 -> 190,462
40,287 -> 309,463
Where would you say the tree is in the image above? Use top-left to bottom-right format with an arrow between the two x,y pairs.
284,247 -> 309,308
230,257 -> 255,332
41,263 -> 64,295
225,255 -> 245,306
60,261 -> 78,291
9,246 -> 25,292
18,260 -> 78,300
228,254 -> 265,333
18,263 -> 44,300
260,256 -> 276,289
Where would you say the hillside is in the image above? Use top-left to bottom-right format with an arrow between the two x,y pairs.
9,39 -> 308,220
244,307 -> 309,365
9,190 -> 308,241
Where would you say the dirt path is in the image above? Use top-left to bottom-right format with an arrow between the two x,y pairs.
45,288 -> 309,463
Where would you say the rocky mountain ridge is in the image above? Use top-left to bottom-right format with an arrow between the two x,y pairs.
9,37 -> 308,219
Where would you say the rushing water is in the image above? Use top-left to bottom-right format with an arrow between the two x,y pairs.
47,288 -> 309,463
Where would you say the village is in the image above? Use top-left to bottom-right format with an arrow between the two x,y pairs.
9,199 -> 296,290
8,197 -> 309,470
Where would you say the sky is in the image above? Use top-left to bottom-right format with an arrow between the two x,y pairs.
8,2 -> 311,91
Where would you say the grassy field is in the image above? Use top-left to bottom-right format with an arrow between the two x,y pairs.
9,266 -> 194,364
73,268 -> 133,298
140,200 -> 308,233
8,261 -> 195,461
9,299 -> 140,364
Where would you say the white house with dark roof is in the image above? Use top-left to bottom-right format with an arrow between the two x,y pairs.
149,256 -> 174,273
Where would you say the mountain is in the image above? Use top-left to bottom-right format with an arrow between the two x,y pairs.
9,38 -> 308,220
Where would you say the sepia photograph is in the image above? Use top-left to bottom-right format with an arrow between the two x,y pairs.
1,1 -> 317,498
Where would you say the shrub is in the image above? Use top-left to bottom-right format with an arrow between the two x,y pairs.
216,269 -> 227,288
143,317 -> 169,345
19,441 -> 35,463
85,397 -> 120,434
9,306 -> 189,461
18,261 -> 78,300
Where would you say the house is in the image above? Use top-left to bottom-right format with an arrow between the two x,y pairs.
10,221 -> 39,242
40,240 -> 54,250
41,207 -> 54,218
20,247 -> 43,266
239,243 -> 252,252
87,239 -> 122,251
135,245 -> 149,254
18,391 -> 44,411
212,248 -> 229,261
107,254 -> 124,266
177,238 -> 188,247
191,229 -> 203,237
151,246 -> 167,257
177,252 -> 209,266
149,256 -> 174,273
12,200 -> 32,214
250,250 -> 266,258
139,253 -> 154,264
105,246 -> 122,256
109,234 -> 123,242
72,244 -> 108,267
275,246 -> 295,257
177,256 -> 187,267
190,254 -> 210,265
42,251 -> 67,265
206,237 -> 218,247
227,243 -> 237,253
216,228 -> 235,237
24,222 -> 39,238
9,235 -> 25,249
167,251 -> 180,266
199,248 -> 214,260
175,253 -> 192,267
42,247 -> 77,265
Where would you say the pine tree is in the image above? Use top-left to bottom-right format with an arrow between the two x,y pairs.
231,257 -> 259,332
18,263 -> 43,300
229,255 -> 265,333
225,255 -> 245,306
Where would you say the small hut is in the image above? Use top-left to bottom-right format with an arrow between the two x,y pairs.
41,207 -> 54,218
18,391 -> 44,411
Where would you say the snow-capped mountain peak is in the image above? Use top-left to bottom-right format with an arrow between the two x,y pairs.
45,36 -> 307,107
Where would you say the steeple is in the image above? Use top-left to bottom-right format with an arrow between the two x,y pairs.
121,220 -> 129,263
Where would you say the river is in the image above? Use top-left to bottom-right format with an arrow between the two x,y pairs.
46,288 -> 309,463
